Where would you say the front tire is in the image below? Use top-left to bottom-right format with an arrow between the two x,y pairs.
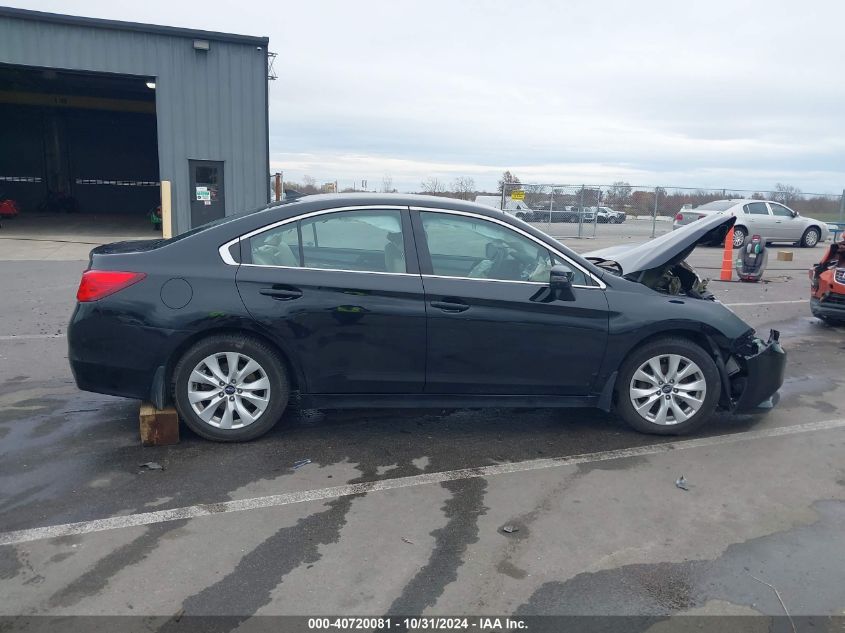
731,226 -> 747,248
615,338 -> 721,435
173,335 -> 289,442
800,227 -> 820,248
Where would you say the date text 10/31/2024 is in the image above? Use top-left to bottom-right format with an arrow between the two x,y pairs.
307,617 -> 528,630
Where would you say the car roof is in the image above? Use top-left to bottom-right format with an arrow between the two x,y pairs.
704,199 -> 788,207
276,193 -> 506,216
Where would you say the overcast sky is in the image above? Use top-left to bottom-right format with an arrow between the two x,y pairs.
10,0 -> 845,193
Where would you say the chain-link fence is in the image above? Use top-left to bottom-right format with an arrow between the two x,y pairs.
495,182 -> 845,241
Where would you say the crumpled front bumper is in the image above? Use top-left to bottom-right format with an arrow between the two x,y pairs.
731,330 -> 786,411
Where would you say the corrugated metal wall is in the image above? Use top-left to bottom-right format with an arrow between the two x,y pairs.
0,12 -> 269,233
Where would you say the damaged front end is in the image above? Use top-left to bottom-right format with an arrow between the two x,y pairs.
715,329 -> 786,411
584,214 -> 786,412
584,212 -> 734,300
809,240 -> 845,323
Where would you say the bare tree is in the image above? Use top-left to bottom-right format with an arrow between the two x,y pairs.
606,181 -> 632,207
451,176 -> 476,200
772,183 -> 802,205
381,173 -> 395,193
522,183 -> 548,209
420,177 -> 445,195
497,170 -> 521,194
300,175 -> 319,194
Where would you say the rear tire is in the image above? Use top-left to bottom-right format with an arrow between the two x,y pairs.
800,227 -> 820,248
173,334 -> 289,442
614,337 -> 721,435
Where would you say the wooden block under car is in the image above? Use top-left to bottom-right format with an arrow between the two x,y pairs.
776,251 -> 794,261
139,402 -> 180,446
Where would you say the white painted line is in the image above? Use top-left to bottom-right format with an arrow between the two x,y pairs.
0,334 -> 66,341
724,300 -> 806,307
2,417 -> 844,547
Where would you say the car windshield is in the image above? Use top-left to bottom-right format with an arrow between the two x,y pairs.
696,200 -> 737,212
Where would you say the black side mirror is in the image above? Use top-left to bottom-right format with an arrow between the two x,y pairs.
550,264 -> 575,301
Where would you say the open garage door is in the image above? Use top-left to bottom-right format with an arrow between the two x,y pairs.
0,64 -> 159,219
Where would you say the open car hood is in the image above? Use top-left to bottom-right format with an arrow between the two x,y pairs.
583,213 -> 736,277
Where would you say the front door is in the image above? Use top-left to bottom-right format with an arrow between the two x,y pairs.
236,207 -> 427,394
767,202 -> 799,240
189,160 -> 225,228
413,209 -> 609,395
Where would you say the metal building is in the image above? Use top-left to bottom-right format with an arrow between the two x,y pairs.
0,7 -> 270,234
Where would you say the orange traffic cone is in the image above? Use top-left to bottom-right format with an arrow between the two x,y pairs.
720,227 -> 735,281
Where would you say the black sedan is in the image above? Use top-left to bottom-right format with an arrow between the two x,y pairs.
69,194 -> 785,441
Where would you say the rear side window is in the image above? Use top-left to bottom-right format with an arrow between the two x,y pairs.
250,224 -> 300,267
249,210 -> 406,274
743,202 -> 769,215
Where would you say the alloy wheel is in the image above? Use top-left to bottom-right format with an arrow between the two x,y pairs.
187,352 -> 271,429
804,229 -> 819,247
732,230 -> 746,248
628,353 -> 706,425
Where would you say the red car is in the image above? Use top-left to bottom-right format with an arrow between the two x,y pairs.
0,198 -> 20,218
810,237 -> 845,324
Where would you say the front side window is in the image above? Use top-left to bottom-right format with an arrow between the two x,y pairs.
420,212 -> 589,285
769,203 -> 793,218
743,202 -> 769,216
249,209 -> 406,273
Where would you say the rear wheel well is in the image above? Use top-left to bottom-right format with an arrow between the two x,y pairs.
165,328 -> 301,400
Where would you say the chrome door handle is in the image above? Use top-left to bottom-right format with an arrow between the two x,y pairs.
430,300 -> 470,313
259,287 -> 303,300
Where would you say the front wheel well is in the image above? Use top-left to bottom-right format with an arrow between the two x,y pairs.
626,329 -> 713,358
600,328 -> 723,408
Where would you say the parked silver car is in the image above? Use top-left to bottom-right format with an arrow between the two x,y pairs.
672,199 -> 829,248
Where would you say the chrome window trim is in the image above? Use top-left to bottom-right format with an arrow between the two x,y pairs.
410,206 -> 606,289
218,205 -> 409,266
422,274 -> 548,287
219,203 -> 605,290
219,242 -> 238,265
238,263 -> 419,277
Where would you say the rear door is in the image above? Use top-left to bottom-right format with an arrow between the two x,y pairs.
235,206 -> 427,394
412,208 -> 609,395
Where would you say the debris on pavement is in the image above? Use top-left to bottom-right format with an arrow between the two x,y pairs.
401,537 -> 414,545
139,462 -> 163,471
293,458 -> 312,470
675,475 -> 689,491
747,573 -> 796,633
501,525 -> 519,534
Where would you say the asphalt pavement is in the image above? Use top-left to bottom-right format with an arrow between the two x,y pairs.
1,219 -> 844,627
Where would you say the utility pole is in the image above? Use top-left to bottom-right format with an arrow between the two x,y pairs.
840,189 -> 844,223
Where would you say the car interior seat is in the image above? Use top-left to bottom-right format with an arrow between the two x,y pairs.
253,237 -> 299,267
384,232 -> 405,273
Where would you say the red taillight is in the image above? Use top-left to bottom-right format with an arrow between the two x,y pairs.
675,213 -> 684,221
76,270 -> 146,302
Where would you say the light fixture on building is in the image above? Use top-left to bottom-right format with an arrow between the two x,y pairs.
193,39 -> 210,51
145,81 -> 156,89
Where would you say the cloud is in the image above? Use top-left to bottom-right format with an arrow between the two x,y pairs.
11,0 -> 845,193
